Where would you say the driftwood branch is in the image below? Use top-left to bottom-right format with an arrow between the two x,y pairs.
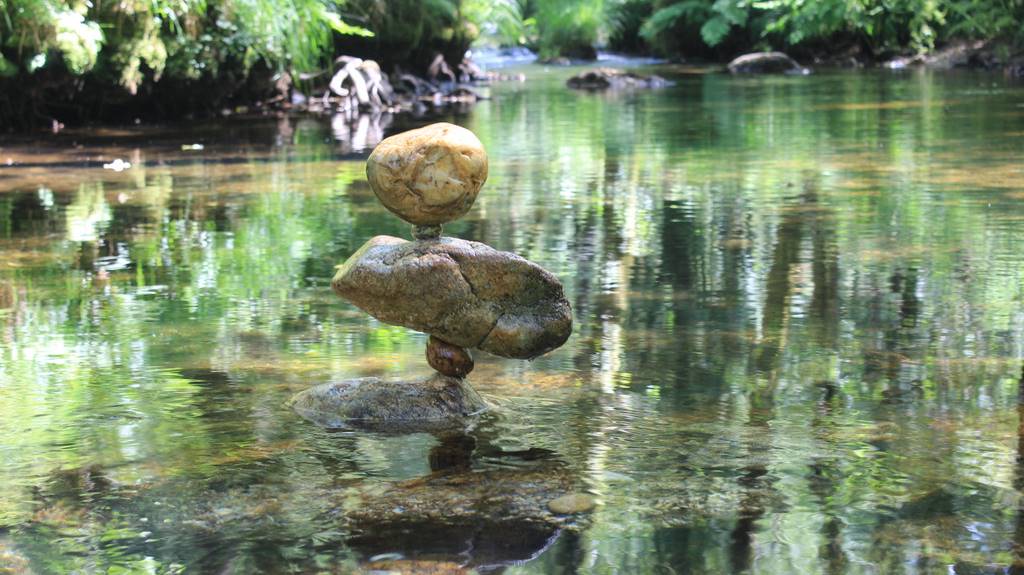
328,57 -> 394,111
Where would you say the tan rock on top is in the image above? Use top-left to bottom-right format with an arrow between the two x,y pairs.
366,122 -> 488,226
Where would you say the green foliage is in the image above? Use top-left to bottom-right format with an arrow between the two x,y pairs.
220,0 -> 371,74
606,0 -> 652,52
756,0 -> 947,54
346,0 -> 481,63
640,0 -> 703,42
629,0 -> 1024,56
0,0 -> 370,93
639,0 -> 751,49
465,0 -> 619,58
2,0 -> 1024,126
944,0 -> 1024,42
470,0 -> 537,47
534,0 -> 608,58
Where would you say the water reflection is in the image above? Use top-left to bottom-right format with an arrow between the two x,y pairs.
0,67 -> 1023,573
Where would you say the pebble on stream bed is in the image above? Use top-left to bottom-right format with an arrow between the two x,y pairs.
547,493 -> 598,515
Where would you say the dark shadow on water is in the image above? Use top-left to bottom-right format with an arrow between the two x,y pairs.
347,519 -> 562,572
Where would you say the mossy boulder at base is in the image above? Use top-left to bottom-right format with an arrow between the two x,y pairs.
366,122 -> 488,226
727,52 -> 809,75
288,373 -> 487,429
332,235 -> 573,360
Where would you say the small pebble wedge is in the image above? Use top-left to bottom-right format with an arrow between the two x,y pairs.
426,336 -> 474,377
288,373 -> 487,430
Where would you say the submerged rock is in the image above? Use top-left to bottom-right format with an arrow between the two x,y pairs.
346,463 -> 585,569
366,122 -> 488,226
547,493 -> 597,514
566,67 -> 670,90
288,373 -> 487,429
727,52 -> 809,75
346,461 -> 584,525
327,438 -> 592,569
332,235 -> 572,360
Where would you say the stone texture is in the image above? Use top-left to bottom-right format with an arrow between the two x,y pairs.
366,122 -> 488,226
288,373 -> 487,429
727,52 -> 809,75
347,460 -> 580,528
347,461 -> 581,571
332,235 -> 572,360
426,335 -> 474,377
547,493 -> 597,514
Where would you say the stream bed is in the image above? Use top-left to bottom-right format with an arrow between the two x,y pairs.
1,64 -> 1024,574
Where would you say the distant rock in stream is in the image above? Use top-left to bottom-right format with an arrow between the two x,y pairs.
727,52 -> 810,75
567,67 -> 671,89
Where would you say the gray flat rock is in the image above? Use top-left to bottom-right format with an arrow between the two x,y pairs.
288,373 -> 487,430
332,235 -> 572,359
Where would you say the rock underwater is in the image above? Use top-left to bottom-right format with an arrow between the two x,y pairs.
288,373 -> 487,430
566,67 -> 670,90
332,235 -> 572,360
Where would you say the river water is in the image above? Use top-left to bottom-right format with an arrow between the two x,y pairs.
1,65 -> 1023,574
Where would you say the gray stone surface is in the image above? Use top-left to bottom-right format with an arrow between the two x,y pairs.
332,235 -> 572,360
288,373 -> 487,429
727,52 -> 809,74
347,461 -> 583,571
567,67 -> 670,89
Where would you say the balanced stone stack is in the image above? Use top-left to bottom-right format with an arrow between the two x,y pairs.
290,123 -> 573,428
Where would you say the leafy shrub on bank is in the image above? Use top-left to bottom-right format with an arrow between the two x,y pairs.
0,0 -> 370,125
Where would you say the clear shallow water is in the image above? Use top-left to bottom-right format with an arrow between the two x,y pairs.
1,66 -> 1023,574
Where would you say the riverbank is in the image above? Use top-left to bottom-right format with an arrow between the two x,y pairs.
2,40 -> 1022,135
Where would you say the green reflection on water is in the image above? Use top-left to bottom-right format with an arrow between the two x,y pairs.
1,67 -> 1023,574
